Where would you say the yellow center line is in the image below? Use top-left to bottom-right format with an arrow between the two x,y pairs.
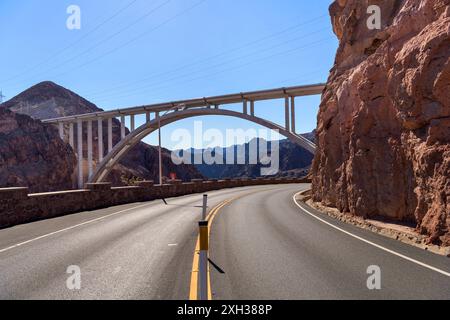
189,189 -> 270,300
188,238 -> 200,300
189,199 -> 230,300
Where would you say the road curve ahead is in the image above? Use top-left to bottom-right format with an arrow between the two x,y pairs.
0,185 -> 276,300
209,184 -> 450,300
1,184 -> 449,300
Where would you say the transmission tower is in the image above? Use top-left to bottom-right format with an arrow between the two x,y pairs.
0,90 -> 5,104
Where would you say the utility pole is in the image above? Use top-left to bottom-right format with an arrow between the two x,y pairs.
157,112 -> 163,186
0,90 -> 5,104
156,105 -> 184,186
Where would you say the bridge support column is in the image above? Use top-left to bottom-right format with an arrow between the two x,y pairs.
69,123 -> 74,149
130,115 -> 135,131
98,118 -> 103,162
87,120 -> 93,179
285,97 -> 290,132
290,97 -> 296,133
120,116 -> 126,139
243,100 -> 248,115
108,118 -> 113,153
146,111 -> 151,123
77,119 -> 83,189
250,100 -> 255,116
58,122 -> 64,140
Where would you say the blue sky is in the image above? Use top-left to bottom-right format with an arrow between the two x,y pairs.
0,0 -> 337,149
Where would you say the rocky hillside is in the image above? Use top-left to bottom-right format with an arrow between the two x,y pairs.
190,137 -> 315,179
1,81 -> 203,191
312,0 -> 450,245
0,108 -> 76,192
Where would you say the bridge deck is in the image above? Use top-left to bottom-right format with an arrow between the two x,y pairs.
42,83 -> 325,123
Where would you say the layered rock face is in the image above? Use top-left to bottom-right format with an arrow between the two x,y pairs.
0,108 -> 76,192
312,0 -> 450,245
2,81 -> 203,187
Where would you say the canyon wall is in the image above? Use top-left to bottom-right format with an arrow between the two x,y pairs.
312,0 -> 450,245
0,108 -> 76,191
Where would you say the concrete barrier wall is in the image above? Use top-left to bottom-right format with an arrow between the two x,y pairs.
0,178 -> 309,229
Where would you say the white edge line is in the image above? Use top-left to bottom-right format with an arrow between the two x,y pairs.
293,192 -> 450,278
0,202 -> 153,254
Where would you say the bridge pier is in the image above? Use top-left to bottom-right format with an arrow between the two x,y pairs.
87,120 -> 93,179
291,97 -> 296,134
130,115 -> 135,131
69,123 -> 74,149
250,100 -> 255,116
243,100 -> 248,115
108,118 -> 113,153
58,122 -> 64,140
77,119 -> 83,189
285,97 -> 290,132
120,115 -> 126,139
98,118 -> 103,162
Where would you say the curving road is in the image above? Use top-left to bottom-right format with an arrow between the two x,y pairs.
0,184 -> 449,300
0,186 -> 261,299
209,184 -> 450,300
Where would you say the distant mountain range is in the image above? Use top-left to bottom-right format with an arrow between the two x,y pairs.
177,135 -> 315,179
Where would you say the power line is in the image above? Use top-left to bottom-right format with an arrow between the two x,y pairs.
47,0 -> 207,80
82,14 -> 328,98
89,28 -> 329,101
94,37 -> 332,105
0,0 -> 139,85
4,0 -> 173,87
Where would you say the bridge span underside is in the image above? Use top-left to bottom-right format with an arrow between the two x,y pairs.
42,84 -> 325,188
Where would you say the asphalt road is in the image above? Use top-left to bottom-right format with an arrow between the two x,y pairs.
0,186 -> 268,299
0,184 -> 449,300
209,184 -> 450,300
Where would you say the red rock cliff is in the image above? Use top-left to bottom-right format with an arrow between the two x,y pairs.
312,0 -> 450,245
0,108 -> 76,192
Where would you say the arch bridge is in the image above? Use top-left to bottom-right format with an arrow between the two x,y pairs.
42,83 -> 325,188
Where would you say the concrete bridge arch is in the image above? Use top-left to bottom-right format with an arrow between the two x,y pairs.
89,108 -> 317,183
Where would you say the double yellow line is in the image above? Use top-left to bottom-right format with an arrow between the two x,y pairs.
188,198 -> 232,300
188,189 -> 273,300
